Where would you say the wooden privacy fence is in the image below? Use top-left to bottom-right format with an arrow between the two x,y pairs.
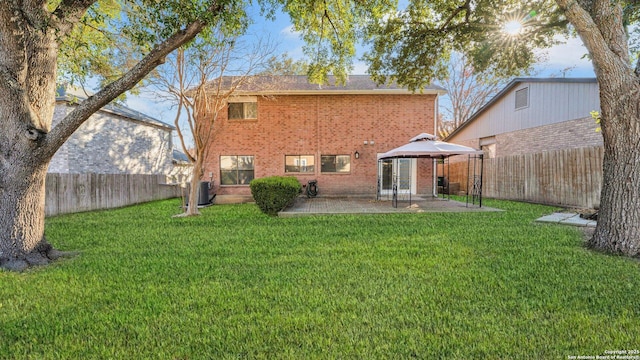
46,173 -> 181,217
447,146 -> 604,208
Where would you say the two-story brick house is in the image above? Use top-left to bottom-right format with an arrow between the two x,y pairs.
200,75 -> 446,202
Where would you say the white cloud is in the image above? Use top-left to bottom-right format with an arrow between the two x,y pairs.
352,61 -> 369,75
534,35 -> 595,77
280,24 -> 301,39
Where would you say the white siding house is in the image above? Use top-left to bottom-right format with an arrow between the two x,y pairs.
446,78 -> 602,157
49,87 -> 176,175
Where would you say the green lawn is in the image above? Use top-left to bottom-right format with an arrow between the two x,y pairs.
1,199 -> 639,359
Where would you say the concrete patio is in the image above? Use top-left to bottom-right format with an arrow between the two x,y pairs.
279,196 -> 502,217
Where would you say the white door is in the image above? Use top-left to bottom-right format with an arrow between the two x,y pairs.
378,158 -> 416,195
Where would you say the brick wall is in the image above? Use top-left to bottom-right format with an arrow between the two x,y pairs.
48,105 -> 71,173
203,94 -> 436,197
49,103 -> 174,175
496,117 -> 603,156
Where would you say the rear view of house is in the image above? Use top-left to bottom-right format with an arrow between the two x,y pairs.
199,75 -> 446,202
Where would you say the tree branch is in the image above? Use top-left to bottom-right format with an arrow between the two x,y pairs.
554,0 -> 629,76
42,3 -> 221,160
322,0 -> 342,47
439,0 -> 471,32
52,0 -> 97,38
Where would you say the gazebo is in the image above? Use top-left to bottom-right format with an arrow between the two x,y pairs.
377,133 -> 484,207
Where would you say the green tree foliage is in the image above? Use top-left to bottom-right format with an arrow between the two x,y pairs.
260,53 -> 309,75
55,0 -> 394,88
365,0 -> 571,91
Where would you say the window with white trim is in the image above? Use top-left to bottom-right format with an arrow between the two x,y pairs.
220,155 -> 254,185
321,155 -> 351,173
228,102 -> 257,120
285,155 -> 315,173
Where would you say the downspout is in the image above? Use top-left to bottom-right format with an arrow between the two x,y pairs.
432,94 -> 439,197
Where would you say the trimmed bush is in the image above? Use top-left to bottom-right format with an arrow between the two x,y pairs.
250,176 -> 301,215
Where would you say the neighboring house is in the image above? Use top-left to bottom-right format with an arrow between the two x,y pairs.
168,149 -> 194,184
445,78 -> 602,157
200,75 -> 446,201
49,86 -> 176,175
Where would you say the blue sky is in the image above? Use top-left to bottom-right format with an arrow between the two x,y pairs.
125,9 -> 597,143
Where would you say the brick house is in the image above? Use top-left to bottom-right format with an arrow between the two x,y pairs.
445,78 -> 602,157
49,86 -> 178,177
200,75 -> 446,202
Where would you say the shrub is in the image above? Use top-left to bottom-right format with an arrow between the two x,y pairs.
250,176 -> 301,215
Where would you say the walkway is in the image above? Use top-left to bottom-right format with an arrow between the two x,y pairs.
279,196 -> 501,217
536,212 -> 597,227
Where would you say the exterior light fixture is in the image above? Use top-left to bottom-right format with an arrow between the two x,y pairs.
364,140 -> 368,145
354,151 -> 360,159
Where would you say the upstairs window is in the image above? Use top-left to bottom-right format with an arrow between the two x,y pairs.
515,87 -> 529,110
228,102 -> 257,120
321,155 -> 351,173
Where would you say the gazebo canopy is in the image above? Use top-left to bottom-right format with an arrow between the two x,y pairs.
378,133 -> 482,159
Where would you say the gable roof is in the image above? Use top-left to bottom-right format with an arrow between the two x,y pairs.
172,149 -> 191,164
207,75 -> 447,95
56,86 -> 175,130
445,77 -> 597,140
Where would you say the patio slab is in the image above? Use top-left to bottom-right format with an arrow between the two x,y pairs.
536,213 -> 597,227
279,196 -> 501,217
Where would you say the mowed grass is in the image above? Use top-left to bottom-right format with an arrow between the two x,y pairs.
1,199 -> 639,359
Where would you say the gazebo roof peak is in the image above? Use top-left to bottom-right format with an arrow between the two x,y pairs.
409,133 -> 437,142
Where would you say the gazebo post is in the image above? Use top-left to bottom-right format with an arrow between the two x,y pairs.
376,158 -> 381,201
446,156 -> 451,201
467,154 -> 484,208
432,158 -> 437,198
466,154 -> 471,207
478,154 -> 484,207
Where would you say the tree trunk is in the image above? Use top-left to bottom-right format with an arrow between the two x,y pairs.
186,154 -> 204,216
1,1 -> 217,270
553,0 -> 640,258
0,161 -> 54,271
588,78 -> 640,257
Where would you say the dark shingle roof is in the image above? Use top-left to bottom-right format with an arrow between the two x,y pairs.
207,75 -> 446,95
172,149 -> 191,164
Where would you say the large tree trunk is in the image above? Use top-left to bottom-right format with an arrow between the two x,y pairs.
0,2 -> 61,271
0,1 -> 215,271
0,162 -> 57,271
555,0 -> 640,258
588,78 -> 640,257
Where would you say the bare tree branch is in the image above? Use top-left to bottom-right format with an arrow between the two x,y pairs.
148,32 -> 277,215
